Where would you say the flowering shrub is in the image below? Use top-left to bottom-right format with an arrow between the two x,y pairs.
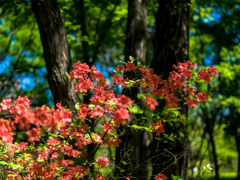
0,58 -> 217,179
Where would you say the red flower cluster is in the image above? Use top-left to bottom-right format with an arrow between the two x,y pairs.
198,65 -> 218,83
112,61 -> 217,109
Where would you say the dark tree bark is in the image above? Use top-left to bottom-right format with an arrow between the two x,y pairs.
115,0 -> 148,179
124,0 -> 147,65
151,1 -> 190,179
31,0 -> 78,109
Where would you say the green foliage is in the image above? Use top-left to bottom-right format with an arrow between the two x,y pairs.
0,1 -> 51,107
128,104 -> 143,114
171,174 -> 183,180
188,0 -> 240,176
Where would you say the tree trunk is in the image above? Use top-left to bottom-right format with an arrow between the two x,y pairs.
206,121 -> 219,180
234,128 -> 240,179
31,0 -> 78,109
115,0 -> 148,179
73,0 -> 90,65
151,1 -> 190,179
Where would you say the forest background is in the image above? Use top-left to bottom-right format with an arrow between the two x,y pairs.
0,0 -> 240,179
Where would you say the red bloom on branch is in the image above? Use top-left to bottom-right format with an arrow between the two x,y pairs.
112,108 -> 130,127
144,96 -> 159,110
116,65 -> 123,71
14,96 -> 31,109
102,122 -> 115,133
151,120 -> 165,136
56,102 -> 63,109
195,93 -> 208,102
198,69 -> 211,83
165,94 -> 178,108
75,79 -> 94,93
0,99 -> 12,113
183,86 -> 196,96
208,65 -> 218,77
182,68 -> 193,79
77,104 -> 90,119
117,95 -> 133,108
96,157 -> 109,168
26,128 -> 41,142
96,176 -> 105,180
154,173 -> 167,180
90,66 -> 104,82
112,76 -> 128,86
107,135 -> 122,147
125,61 -> 136,71
185,96 -> 197,108
73,62 -> 90,76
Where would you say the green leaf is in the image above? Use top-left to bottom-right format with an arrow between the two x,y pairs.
88,104 -> 95,109
9,162 -> 23,170
108,102 -> 116,108
0,161 -> 8,165
99,100 -> 104,104
163,134 -> 168,138
143,65 -> 150,69
129,56 -> 135,62
55,143 -> 61,147
171,174 -> 176,180
122,161 -> 129,165
155,137 -> 162,141
168,135 -> 174,141
8,174 -> 18,177
137,94 -> 146,100
131,125 -> 140,130
37,159 -> 44,162
75,102 -> 80,111
128,104 -> 143,114
54,174 -> 61,178
66,72 -> 72,83
171,174 -> 182,180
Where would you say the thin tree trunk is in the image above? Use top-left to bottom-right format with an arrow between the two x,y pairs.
31,0 -> 78,109
206,121 -> 219,180
115,0 -> 148,179
73,0 -> 120,67
234,128 -> 240,179
151,1 -> 190,179
190,126 -> 207,179
73,0 -> 90,65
